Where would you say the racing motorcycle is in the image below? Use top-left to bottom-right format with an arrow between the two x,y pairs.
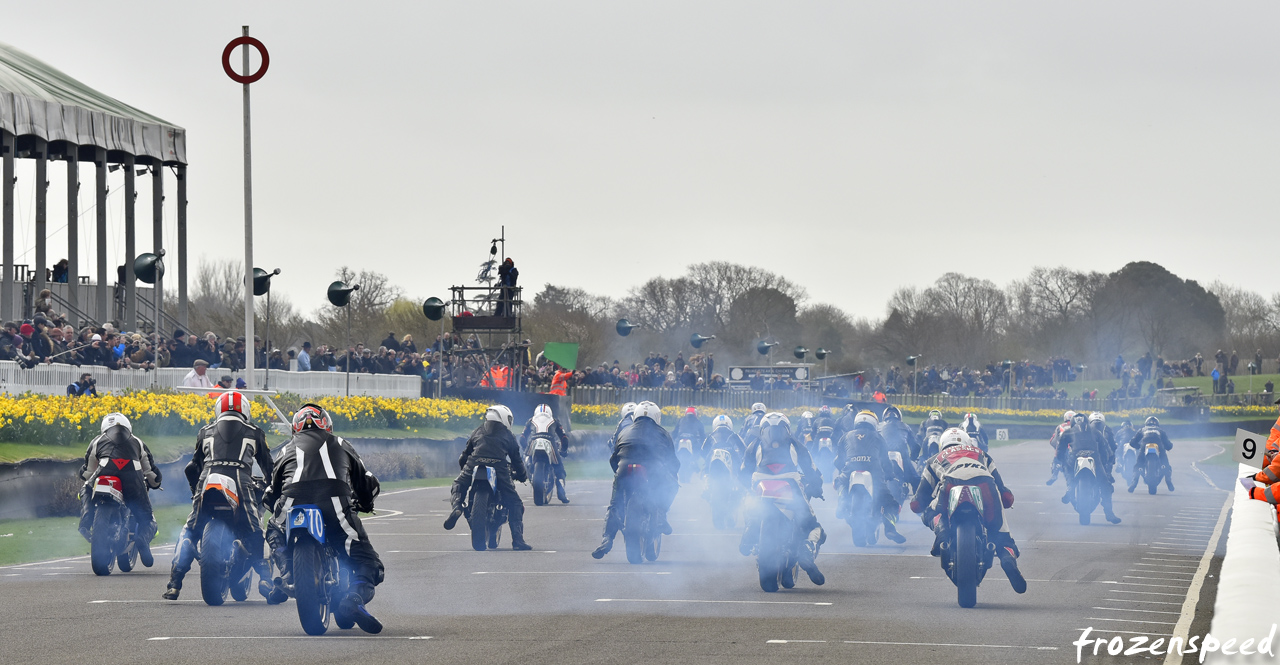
839,464 -> 880,547
1119,441 -> 1139,487
195,472 -> 264,605
525,421 -> 561,506
1135,441 -> 1166,495
938,481 -> 997,608
675,435 -> 696,484
1067,454 -> 1102,525
85,471 -> 141,576
923,427 -> 944,458
703,445 -> 739,529
466,465 -> 510,551
751,464 -> 810,592
283,504 -> 354,635
811,426 -> 837,483
618,463 -> 663,564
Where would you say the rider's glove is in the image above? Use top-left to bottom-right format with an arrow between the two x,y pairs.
909,498 -> 923,514
1001,489 -> 1015,509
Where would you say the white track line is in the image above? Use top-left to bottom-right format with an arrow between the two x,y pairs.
1092,607 -> 1181,615
596,598 -> 832,606
387,550 -> 557,554
473,571 -> 670,575
91,600 -> 202,604
839,639 -> 1057,651
1161,490 -> 1231,665
1087,617 -> 1177,626
149,636 -> 433,641
1104,599 -> 1183,606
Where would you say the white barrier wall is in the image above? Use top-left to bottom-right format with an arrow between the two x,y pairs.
0,361 -> 422,399
1205,464 -> 1280,664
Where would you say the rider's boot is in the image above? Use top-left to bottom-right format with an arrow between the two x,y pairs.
137,536 -> 154,568
658,509 -> 673,536
1046,460 -> 1060,486
928,514 -> 944,556
1165,468 -> 1175,492
162,528 -> 197,600
591,523 -> 619,559
1101,494 -> 1122,524
556,479 -> 569,504
443,509 -> 463,530
995,533 -> 1027,594
798,526 -> 826,585
882,515 -> 906,544
336,583 -> 382,634
509,519 -> 532,551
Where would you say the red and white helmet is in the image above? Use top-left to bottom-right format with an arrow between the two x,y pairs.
292,403 -> 332,433
215,390 -> 250,421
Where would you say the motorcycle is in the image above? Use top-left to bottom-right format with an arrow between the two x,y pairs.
194,472 -> 263,606
939,481 -> 996,608
1137,442 -> 1166,495
465,465 -> 509,551
751,465 -> 808,592
618,463 -> 663,564
1068,455 -> 1101,525
86,471 -> 141,576
675,436 -> 696,484
1119,442 -> 1139,486
839,465 -> 879,547
283,504 -> 353,635
703,447 -> 740,529
812,427 -> 837,483
526,434 -> 560,506
886,450 -> 913,503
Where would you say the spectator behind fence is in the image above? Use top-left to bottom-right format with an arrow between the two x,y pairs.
67,372 -> 97,397
297,341 -> 312,372
182,359 -> 213,388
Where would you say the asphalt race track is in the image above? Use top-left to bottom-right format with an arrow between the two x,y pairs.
0,438 -> 1233,665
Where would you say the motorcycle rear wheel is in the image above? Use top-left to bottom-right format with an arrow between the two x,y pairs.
469,490 -> 492,552
532,462 -> 550,506
89,506 -> 118,576
955,519 -> 979,608
623,495 -> 644,564
200,520 -> 232,606
116,543 -> 138,572
293,539 -> 331,636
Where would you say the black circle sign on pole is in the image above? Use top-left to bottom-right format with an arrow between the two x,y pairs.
222,36 -> 270,84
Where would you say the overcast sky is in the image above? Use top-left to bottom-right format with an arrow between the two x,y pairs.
3,1 -> 1277,320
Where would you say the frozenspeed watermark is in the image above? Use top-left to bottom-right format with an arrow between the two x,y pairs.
1074,626 -> 1277,662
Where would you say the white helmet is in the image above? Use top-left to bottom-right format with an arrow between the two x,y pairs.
634,401 -> 662,424
853,410 -> 879,427
751,402 -> 767,414
938,427 -> 972,450
962,412 -> 980,431
534,404 -> 553,419
762,412 -> 790,428
928,409 -> 942,420
620,402 -> 637,419
1062,410 -> 1076,423
101,412 -> 132,433
485,405 -> 515,429
1088,412 -> 1105,424
712,414 -> 732,431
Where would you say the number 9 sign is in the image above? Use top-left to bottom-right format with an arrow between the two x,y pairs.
1234,428 -> 1265,469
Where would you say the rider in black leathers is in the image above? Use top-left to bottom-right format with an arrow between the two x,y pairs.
519,405 -> 570,504
738,413 -> 826,584
444,405 -> 532,550
263,404 -> 384,633
834,411 -> 907,543
699,417 -> 747,469
673,408 -> 706,445
1127,416 -> 1175,493
592,403 -> 679,558
1060,416 -> 1121,524
878,406 -> 922,487
917,410 -> 950,457
78,413 -> 161,567
164,393 -> 274,600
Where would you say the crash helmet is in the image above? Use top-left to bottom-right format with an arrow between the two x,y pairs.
1119,420 -> 1132,428
1144,416 -> 1160,427
938,427 -> 972,450
686,407 -> 697,416
533,404 -> 554,421
801,411 -> 813,420
882,405 -> 902,421
818,405 -> 832,417
101,412 -> 132,433
1072,413 -> 1087,429
620,402 -> 637,419
634,401 -> 662,424
1087,412 -> 1105,426
485,404 -> 515,429
215,390 -> 251,421
762,412 -> 791,429
854,410 -> 879,427
928,409 -> 942,420
712,414 -> 732,431
292,404 -> 332,433
751,402 -> 767,414
1063,411 -> 1077,423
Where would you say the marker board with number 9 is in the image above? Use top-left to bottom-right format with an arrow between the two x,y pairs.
1233,428 -> 1264,469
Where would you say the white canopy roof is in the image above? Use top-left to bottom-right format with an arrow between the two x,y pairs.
0,41 -> 186,164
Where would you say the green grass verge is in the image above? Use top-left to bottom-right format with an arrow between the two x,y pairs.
0,504 -> 192,568
1069,372 -> 1280,397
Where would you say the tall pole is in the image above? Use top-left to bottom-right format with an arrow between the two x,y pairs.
152,165 -> 163,335
264,289 -> 271,390
67,148 -> 80,320
241,25 -> 257,390
1,130 -> 14,321
95,148 -> 108,324
123,154 -> 136,330
345,306 -> 352,397
34,139 -> 47,301
177,165 -> 188,327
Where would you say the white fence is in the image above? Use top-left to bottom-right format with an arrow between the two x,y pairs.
1205,465 -> 1280,664
0,361 -> 423,399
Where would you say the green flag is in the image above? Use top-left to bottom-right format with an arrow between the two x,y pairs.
542,342 -> 579,371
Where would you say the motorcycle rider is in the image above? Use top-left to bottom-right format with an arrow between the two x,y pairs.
960,413 -> 989,452
607,402 -> 638,452
878,406 -> 922,487
444,405 -> 532,550
163,391 -> 274,600
519,404 -> 570,504
797,411 -> 815,443
916,410 -> 950,457
1086,413 -> 1117,476
737,412 -> 826,585
1114,420 -> 1136,451
77,413 -> 161,567
812,405 -> 839,439
673,406 -> 706,444
263,404 -> 384,633
834,410 -> 906,543
1046,410 -> 1077,485
699,414 -> 747,469
592,401 -> 679,559
740,402 -> 768,444
911,428 -> 1027,594
1060,414 -> 1121,524
1127,416 -> 1174,493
